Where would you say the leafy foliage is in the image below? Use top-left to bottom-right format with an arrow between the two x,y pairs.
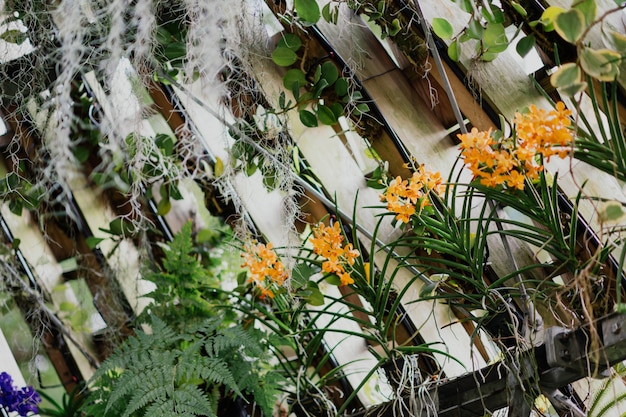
82,315 -> 282,417
138,222 -> 229,329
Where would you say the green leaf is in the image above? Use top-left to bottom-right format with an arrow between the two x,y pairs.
299,110 -> 318,127
554,8 -> 586,43
59,257 -> 79,273
352,103 -> 370,116
510,1 -> 527,17
515,34 -> 535,57
419,281 -> 439,298
448,39 -> 460,62
0,29 -> 27,44
294,0 -> 320,24
73,146 -> 90,163
271,47 -> 297,67
107,218 -> 134,236
59,301 -> 77,312
334,78 -> 349,97
483,22 -> 508,53
481,5 -> 504,24
214,156 -> 224,177
605,28 -> 626,52
292,263 -> 318,289
263,172 -> 276,190
540,6 -> 565,32
550,63 -> 581,88
313,64 -> 322,84
8,199 -> 22,216
580,47 -> 621,81
157,198 -> 172,215
388,18 -> 401,36
454,0 -> 474,13
324,274 -> 342,286
305,282 -> 325,306
431,18 -> 454,39
282,68 -> 307,90
573,0 -> 596,27
480,51 -> 499,62
155,134 -> 175,156
330,102 -> 344,119
321,61 -> 339,86
312,78 -> 329,98
86,237 -> 105,250
322,3 -> 332,23
467,19 -> 484,40
600,203 -> 625,222
163,42 -> 187,61
559,82 -> 587,97
317,105 -> 337,125
277,33 -> 302,51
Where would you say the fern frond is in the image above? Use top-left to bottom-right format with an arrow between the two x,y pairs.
587,364 -> 626,417
142,399 -> 175,417
172,385 -> 215,417
198,356 -> 242,396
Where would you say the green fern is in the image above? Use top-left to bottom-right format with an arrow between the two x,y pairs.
138,222 -> 225,329
587,363 -> 626,417
82,315 -> 284,417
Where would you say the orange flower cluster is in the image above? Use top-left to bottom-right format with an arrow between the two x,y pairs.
241,242 -> 288,298
380,165 -> 444,223
309,222 -> 359,286
458,102 -> 573,190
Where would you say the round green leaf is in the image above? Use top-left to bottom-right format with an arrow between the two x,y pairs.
330,102 -> 344,119
272,47 -> 297,67
432,17 -> 453,39
573,0 -> 596,27
321,61 -> 339,86
294,0 -> 320,24
561,82 -> 587,97
540,6 -> 565,32
550,63 -> 581,88
554,8 -> 586,44
157,198 -> 172,215
299,109 -> 318,127
580,47 -> 621,81
282,68 -> 307,90
317,105 -> 337,125
353,103 -> 370,116
600,203 -> 625,222
277,33 -> 302,51
0,29 -> 27,44
448,39 -> 460,62
515,34 -> 535,57
334,78 -> 349,97
483,22 -> 508,53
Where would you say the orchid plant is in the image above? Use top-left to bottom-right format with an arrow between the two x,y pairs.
0,372 -> 40,417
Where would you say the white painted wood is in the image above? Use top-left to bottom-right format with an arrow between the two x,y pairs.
0,326 -> 27,385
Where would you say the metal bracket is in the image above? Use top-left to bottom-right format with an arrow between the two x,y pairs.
542,312 -> 626,388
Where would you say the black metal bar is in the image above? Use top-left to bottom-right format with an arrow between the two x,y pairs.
344,312 -> 626,417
